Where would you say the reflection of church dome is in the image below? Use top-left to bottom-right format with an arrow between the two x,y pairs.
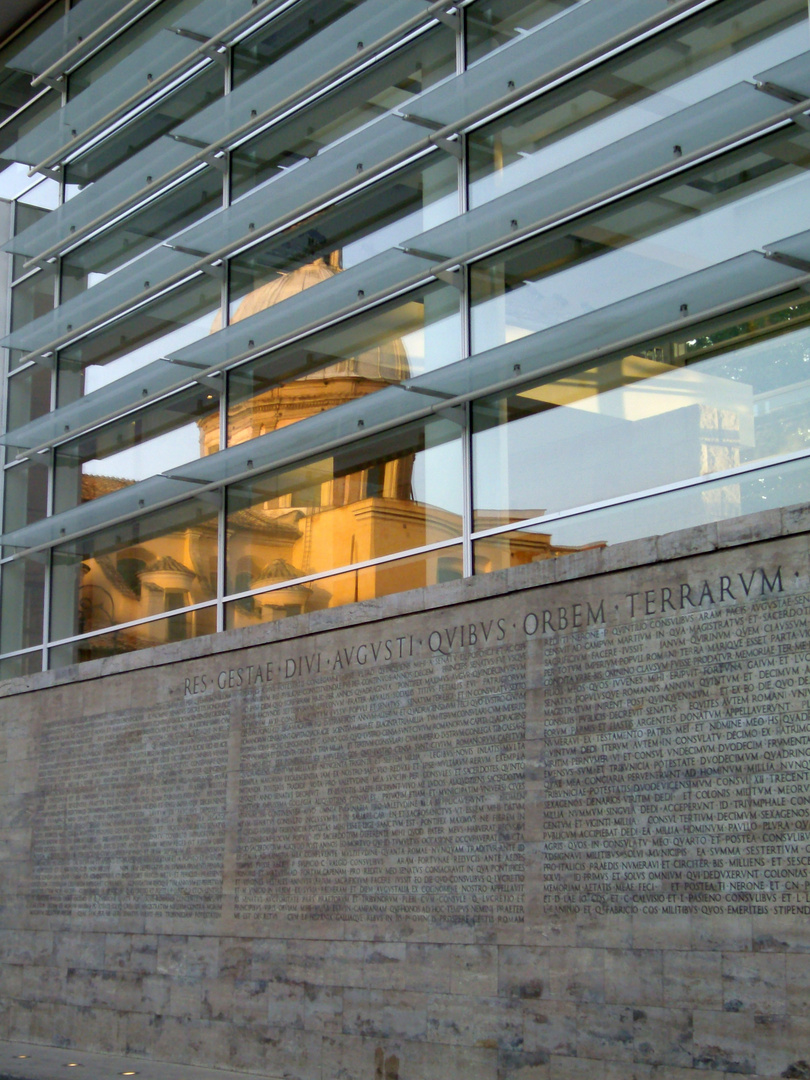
201,254 -> 410,455
138,556 -> 196,593
228,257 -> 337,321
212,254 -> 409,382
253,557 -> 312,615
255,557 -> 303,582
233,257 -> 409,383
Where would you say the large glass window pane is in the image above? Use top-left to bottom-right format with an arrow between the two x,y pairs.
0,163 -> 58,204
0,554 -> 46,652
4,461 -> 49,533
232,0 -> 356,87
225,417 -> 463,625
10,269 -> 56,333
466,1 -> 581,65
0,86 -> 59,164
472,293 -> 810,532
61,166 -> 224,286
12,200 -> 50,278
229,152 -> 457,314
62,0 -> 226,190
470,125 -> 810,353
49,605 -> 217,669
61,0 -> 224,194
231,25 -> 456,200
56,272 -> 222,405
226,281 -> 462,444
0,0 -> 62,174
64,62 -> 224,188
468,0 -> 806,209
0,87 -> 59,164
66,0 -> 206,99
53,384 -> 221,515
7,362 -> 52,428
4,367 -> 52,534
9,189 -> 58,338
50,495 -> 220,654
225,543 -> 464,630
474,455 -> 810,574
0,651 -> 43,681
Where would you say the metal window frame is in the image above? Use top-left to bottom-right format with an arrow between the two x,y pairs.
27,0 -> 166,88
45,596 -> 219,656
3,258 -> 809,566
3,0 -> 810,673
470,449 -> 810,545
20,0 -> 473,263
35,529 -> 467,662
8,92 -> 805,467
18,0 -> 713,273
26,0 -> 304,179
13,53 -> 808,379
3,445 -> 808,668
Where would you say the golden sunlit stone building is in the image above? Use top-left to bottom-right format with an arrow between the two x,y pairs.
76,256 -> 582,655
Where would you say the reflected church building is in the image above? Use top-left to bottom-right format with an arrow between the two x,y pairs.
75,254 -> 583,658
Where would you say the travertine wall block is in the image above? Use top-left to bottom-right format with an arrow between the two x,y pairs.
2,506 -> 810,1077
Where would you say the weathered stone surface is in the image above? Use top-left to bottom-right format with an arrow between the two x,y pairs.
1,508 -> 809,1076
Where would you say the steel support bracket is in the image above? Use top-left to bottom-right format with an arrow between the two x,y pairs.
399,384 -> 465,425
434,267 -> 463,290
28,352 -> 55,370
763,249 -> 810,275
431,133 -> 462,159
168,245 -> 225,280
194,373 -> 224,394
397,115 -> 461,157
756,80 -> 807,106
433,8 -> 460,30
37,73 -> 65,92
28,162 -> 62,182
400,245 -> 451,263
170,135 -> 229,173
171,26 -> 229,64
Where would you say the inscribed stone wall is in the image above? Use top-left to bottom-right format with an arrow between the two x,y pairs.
3,515 -> 810,1079
236,645 -> 525,923
31,697 -> 230,919
539,587 -> 810,919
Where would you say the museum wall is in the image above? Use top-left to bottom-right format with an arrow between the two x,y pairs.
2,504 -> 810,1079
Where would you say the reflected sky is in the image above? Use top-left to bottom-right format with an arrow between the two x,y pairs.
472,168 -> 810,353
469,24 -> 805,209
473,315 -> 810,524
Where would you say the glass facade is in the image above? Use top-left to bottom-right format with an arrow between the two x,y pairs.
1,0 -> 809,674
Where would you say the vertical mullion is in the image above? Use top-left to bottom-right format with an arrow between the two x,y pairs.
458,2 -> 472,577
217,261 -> 229,635
0,200 -> 11,666
461,397 -> 474,579
457,2 -> 468,74
216,485 -> 226,634
460,261 -> 473,580
42,45 -> 72,668
41,548 -> 53,672
216,46 -> 234,636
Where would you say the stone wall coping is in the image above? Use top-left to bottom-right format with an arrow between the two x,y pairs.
2,501 -> 806,698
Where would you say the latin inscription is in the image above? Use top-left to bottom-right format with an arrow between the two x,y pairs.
540,585 -> 810,917
26,554 -> 810,927
31,698 -> 229,918
235,645 -> 526,922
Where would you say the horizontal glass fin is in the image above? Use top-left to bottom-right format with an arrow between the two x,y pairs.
3,247 -> 801,554
176,0 -> 432,149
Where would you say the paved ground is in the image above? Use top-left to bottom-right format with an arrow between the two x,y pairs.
0,1042 -> 267,1080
